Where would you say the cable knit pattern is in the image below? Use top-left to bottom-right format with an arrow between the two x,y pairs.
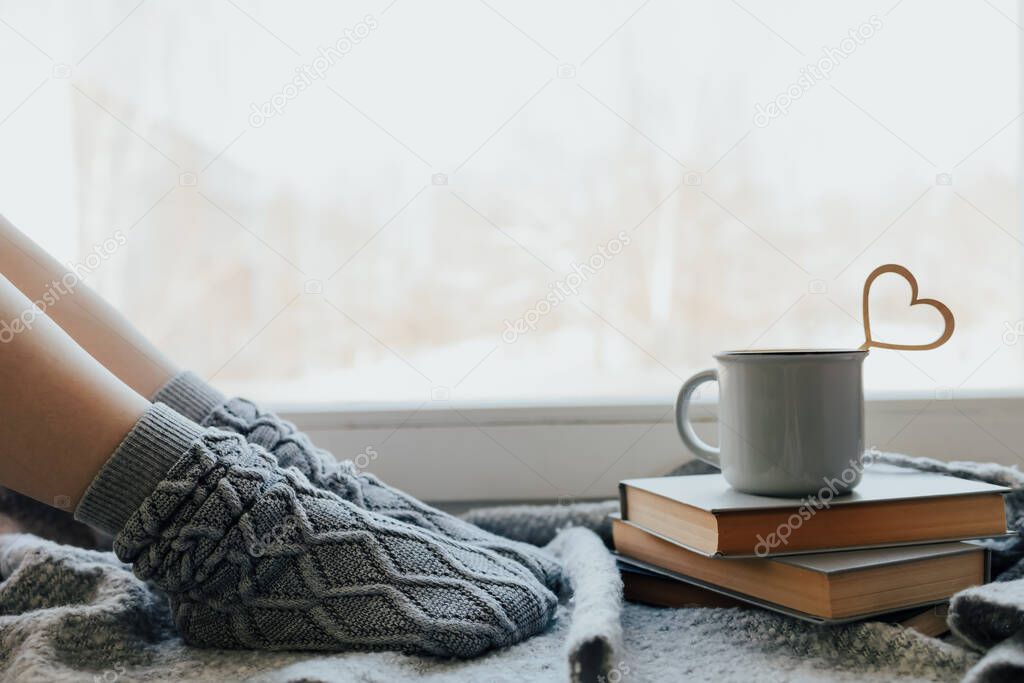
153,371 -> 564,593
88,408 -> 557,658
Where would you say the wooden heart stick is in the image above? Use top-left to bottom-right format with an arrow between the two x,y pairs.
860,264 -> 955,351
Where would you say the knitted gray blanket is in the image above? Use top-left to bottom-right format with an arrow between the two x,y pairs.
1,453 -> 1023,682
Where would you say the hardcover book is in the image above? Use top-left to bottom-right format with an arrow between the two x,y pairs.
618,464 -> 1009,557
612,517 -> 988,622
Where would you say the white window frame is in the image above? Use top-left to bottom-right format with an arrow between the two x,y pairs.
276,393 -> 1024,503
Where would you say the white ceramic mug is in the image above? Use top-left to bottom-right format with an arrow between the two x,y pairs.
675,349 -> 868,497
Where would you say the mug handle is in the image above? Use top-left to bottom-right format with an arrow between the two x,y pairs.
675,369 -> 720,467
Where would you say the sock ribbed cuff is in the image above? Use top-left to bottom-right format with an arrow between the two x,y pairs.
75,403 -> 205,536
151,371 -> 226,425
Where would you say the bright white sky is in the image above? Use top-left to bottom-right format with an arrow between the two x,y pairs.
0,0 -> 1020,403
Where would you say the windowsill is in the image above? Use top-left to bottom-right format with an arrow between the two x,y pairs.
272,390 -> 1024,428
272,392 -> 1024,504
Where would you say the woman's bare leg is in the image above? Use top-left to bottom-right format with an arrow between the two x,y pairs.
0,271 -> 148,508
0,219 -> 565,586
0,271 -> 555,657
0,214 -> 178,399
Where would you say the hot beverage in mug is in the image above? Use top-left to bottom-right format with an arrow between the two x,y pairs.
675,349 -> 867,497
673,264 -> 955,498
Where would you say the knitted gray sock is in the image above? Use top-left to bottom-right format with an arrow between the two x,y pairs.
75,404 -> 557,657
153,371 -> 564,592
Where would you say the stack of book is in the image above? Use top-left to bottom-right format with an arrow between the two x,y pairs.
613,464 -> 1010,632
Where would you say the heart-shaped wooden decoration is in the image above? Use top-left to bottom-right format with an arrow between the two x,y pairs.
859,264 -> 954,351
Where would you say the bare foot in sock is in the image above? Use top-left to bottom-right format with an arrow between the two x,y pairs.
153,372 -> 565,593
76,405 -> 558,657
